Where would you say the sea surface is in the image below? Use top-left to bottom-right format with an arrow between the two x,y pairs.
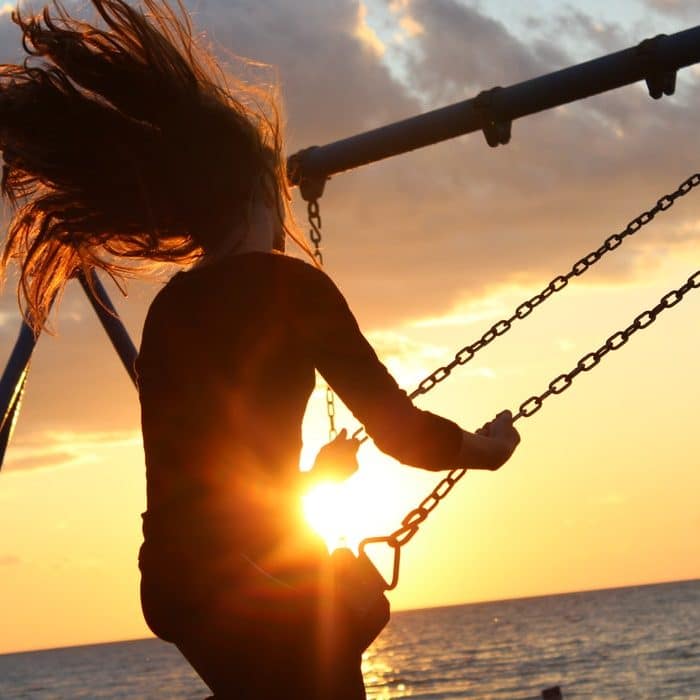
1,579 -> 698,699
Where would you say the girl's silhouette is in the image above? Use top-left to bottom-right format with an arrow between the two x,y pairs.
0,2 -> 520,697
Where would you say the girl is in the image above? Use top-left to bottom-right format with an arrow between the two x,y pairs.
0,2 -> 520,697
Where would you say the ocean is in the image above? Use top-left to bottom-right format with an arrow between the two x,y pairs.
1,579 -> 698,699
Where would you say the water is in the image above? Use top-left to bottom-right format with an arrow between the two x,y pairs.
1,579 -> 698,699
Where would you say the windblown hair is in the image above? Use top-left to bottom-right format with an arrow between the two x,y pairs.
0,0 -> 310,331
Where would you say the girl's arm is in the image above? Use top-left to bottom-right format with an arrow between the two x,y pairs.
300,265 -> 519,472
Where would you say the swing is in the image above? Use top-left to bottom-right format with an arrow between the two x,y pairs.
300,171 -> 700,626
0,17 -> 698,700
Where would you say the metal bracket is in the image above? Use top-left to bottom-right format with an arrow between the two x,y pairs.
286,145 -> 328,201
474,87 -> 512,147
637,35 -> 677,100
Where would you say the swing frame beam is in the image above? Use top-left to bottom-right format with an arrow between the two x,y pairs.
287,25 -> 700,191
2,24 -> 700,466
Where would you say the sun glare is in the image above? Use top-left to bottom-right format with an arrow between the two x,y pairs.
303,482 -> 356,552
301,457 -> 412,554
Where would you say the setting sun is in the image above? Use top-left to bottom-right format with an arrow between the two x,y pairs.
302,466 -> 397,552
301,451 -> 420,555
303,481 -> 356,551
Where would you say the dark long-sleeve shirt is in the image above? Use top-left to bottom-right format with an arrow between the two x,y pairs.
136,252 -> 461,588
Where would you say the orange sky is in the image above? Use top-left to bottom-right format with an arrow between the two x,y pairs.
1,0 -> 699,655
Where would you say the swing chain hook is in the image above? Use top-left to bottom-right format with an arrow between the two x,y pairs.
474,86 -> 512,147
637,34 -> 677,100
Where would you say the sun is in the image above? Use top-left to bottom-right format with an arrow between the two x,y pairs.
301,458 -> 411,554
302,482 -> 357,551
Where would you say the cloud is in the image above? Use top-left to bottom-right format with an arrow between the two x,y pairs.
3,429 -> 141,472
354,1 -> 386,57
366,329 -> 446,361
190,0 -> 417,147
365,329 -> 448,386
410,295 -> 508,329
645,0 -> 698,17
549,9 -> 625,54
190,0 -> 695,328
401,0 -> 558,102
2,0 -> 700,334
0,12 -> 20,62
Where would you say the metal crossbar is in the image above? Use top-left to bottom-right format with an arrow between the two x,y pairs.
288,26 -> 700,186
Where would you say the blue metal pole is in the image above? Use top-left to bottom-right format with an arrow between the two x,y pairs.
78,271 -> 138,387
0,321 -> 36,469
0,271 -> 139,469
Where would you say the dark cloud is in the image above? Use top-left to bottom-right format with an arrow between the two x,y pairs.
404,0 -> 557,101
645,0 -> 698,17
193,0 -> 418,147
549,9 -> 625,54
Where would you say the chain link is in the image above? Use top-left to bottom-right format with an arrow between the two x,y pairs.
308,200 -> 324,266
307,199 -> 338,440
325,385 -> 337,440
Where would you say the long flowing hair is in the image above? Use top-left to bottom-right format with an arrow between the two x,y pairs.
0,0 -> 311,331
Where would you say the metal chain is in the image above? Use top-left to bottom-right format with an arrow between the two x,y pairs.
360,269 -> 700,589
513,269 -> 700,421
307,199 -> 338,440
325,385 -> 337,440
308,200 -> 324,266
351,172 -> 700,445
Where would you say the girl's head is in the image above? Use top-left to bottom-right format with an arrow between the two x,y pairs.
0,0 -> 310,330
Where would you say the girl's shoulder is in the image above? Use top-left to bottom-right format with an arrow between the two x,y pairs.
149,253 -> 342,320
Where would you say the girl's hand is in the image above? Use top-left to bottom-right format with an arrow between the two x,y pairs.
458,410 -> 520,471
309,429 -> 360,482
476,410 -> 520,470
